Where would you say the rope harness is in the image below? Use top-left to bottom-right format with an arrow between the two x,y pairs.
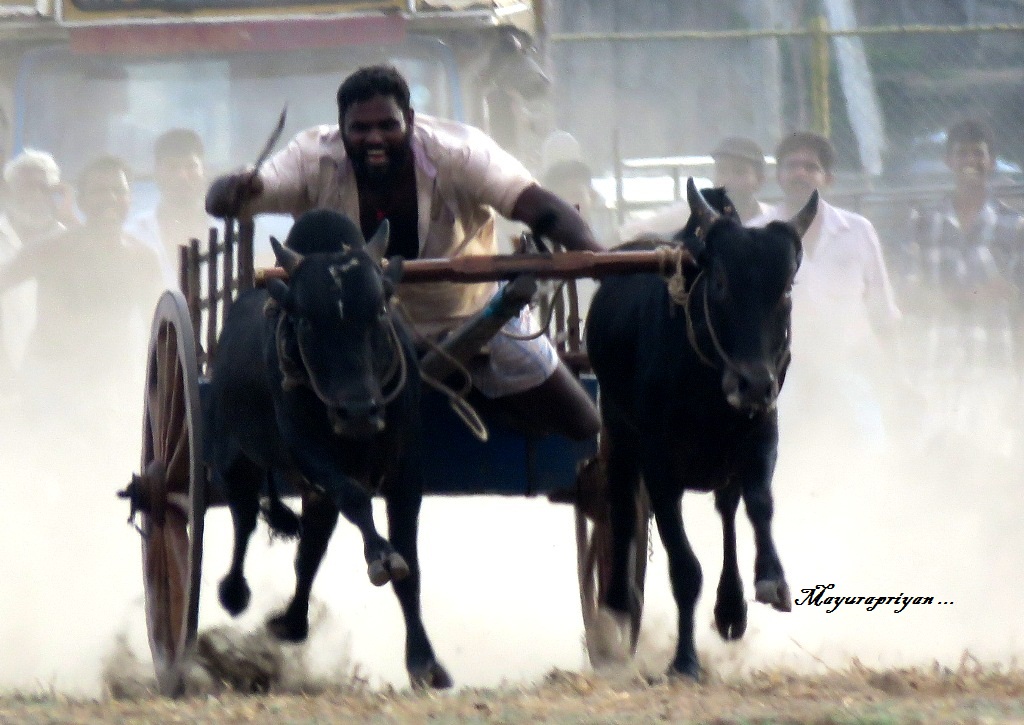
264,296 -> 410,409
655,245 -> 725,372
657,243 -> 791,384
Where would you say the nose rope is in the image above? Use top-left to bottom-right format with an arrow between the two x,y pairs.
661,253 -> 745,377
699,276 -> 744,376
378,307 -> 409,407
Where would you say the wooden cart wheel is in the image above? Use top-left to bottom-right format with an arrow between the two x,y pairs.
574,454 -> 650,666
137,290 -> 205,697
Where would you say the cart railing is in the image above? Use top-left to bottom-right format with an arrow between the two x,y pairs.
178,219 -> 255,376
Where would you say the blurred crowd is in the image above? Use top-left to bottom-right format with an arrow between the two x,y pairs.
1,114 -> 1021,454
0,129 -> 210,417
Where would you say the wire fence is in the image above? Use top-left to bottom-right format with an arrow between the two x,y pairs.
548,17 -> 1024,252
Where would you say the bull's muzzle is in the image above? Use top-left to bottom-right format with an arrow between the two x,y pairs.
327,401 -> 386,440
722,364 -> 780,415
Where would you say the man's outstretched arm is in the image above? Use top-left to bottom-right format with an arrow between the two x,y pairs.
510,184 -> 604,253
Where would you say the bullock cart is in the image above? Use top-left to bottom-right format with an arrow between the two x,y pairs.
122,221 -> 687,695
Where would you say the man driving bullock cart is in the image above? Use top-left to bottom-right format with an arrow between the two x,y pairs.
206,64 -> 603,441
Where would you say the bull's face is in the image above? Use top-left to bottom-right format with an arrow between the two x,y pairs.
686,179 -> 816,415
268,221 -> 399,440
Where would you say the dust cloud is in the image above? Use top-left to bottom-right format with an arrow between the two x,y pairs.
0,286 -> 1021,700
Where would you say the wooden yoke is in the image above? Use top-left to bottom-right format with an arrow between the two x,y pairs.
254,248 -> 694,286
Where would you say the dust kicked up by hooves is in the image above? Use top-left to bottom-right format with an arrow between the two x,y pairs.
101,601 -> 362,700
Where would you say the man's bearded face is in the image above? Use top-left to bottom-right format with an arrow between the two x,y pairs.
341,94 -> 412,183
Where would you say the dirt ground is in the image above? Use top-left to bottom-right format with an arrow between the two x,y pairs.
3,656 -> 1023,724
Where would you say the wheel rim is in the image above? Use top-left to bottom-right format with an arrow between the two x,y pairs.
575,458 -> 649,666
139,290 -> 205,697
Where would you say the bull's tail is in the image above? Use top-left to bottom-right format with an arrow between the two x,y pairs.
262,470 -> 302,539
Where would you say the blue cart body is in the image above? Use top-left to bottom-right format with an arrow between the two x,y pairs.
198,375 -> 597,500
419,376 -> 597,497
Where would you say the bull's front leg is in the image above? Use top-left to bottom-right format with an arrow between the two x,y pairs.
289,448 -> 408,587
713,484 -> 748,640
737,437 -> 791,612
385,486 -> 452,690
267,489 -> 338,642
646,475 -> 703,680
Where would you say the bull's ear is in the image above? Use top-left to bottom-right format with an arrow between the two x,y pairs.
366,219 -> 390,264
270,236 -> 303,275
787,190 -> 819,239
686,177 -> 719,239
267,278 -> 293,312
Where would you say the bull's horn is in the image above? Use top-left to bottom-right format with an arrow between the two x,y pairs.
686,177 -> 719,237
787,190 -> 819,239
366,219 -> 390,264
270,236 -> 303,275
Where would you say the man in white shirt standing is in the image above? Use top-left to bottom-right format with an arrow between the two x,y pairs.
206,64 -> 602,440
762,132 -> 902,442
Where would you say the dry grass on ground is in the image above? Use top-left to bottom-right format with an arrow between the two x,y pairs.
2,652 -> 1023,724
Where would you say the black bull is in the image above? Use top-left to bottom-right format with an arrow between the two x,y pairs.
206,209 -> 451,689
585,179 -> 818,679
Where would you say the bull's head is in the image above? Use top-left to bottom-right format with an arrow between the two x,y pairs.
685,178 -> 817,415
267,212 -> 404,440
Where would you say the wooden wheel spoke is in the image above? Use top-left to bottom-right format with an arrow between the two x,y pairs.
144,523 -> 173,663
163,360 -> 184,466
157,328 -> 179,460
146,376 -> 165,462
165,430 -> 190,492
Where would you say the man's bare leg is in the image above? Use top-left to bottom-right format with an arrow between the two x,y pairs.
471,361 -> 600,441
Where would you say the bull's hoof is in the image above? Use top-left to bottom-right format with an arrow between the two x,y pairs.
218,575 -> 251,617
713,595 -> 748,640
668,657 -> 702,682
755,579 -> 792,612
409,659 -> 453,690
368,552 -> 410,587
266,609 -> 308,643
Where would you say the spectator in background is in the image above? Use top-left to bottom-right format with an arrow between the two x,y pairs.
0,150 -> 72,383
539,130 -> 616,244
710,136 -> 773,224
903,118 -> 1024,437
761,131 -> 902,442
127,128 -> 213,286
904,118 -> 1024,372
768,131 -> 901,351
0,155 -> 163,390
618,135 -> 770,240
